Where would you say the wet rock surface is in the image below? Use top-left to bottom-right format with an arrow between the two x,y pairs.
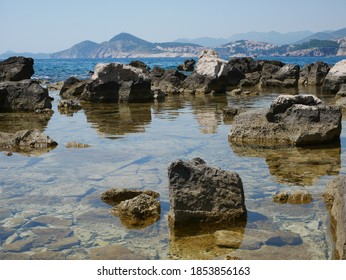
273,190 -> 312,204
323,175 -> 346,259
168,157 -> 247,226
229,94 -> 341,147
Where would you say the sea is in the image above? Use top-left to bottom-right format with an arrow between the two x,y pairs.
31,56 -> 346,82
1,56 -> 346,260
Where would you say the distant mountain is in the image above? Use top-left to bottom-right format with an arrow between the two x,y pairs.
51,32 -> 203,59
296,28 -> 346,44
227,31 -> 314,46
174,37 -> 229,48
0,50 -> 50,59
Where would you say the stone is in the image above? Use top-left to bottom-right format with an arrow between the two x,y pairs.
30,251 -> 66,260
336,84 -> 346,97
265,232 -> 302,247
150,68 -> 186,95
322,59 -> 346,93
49,236 -> 80,251
0,129 -> 58,153
0,56 -> 34,82
59,77 -> 87,99
0,226 -> 16,240
58,99 -> 82,110
0,79 -> 52,112
177,59 -> 196,72
214,230 -> 244,248
229,94 -> 341,147
111,194 -> 161,229
323,175 -> 346,259
223,106 -> 246,118
89,244 -> 146,260
81,63 -> 152,103
273,190 -> 312,204
128,60 -> 151,74
3,236 -> 35,252
168,157 -> 247,226
65,141 -> 90,148
299,61 -> 330,86
101,188 -> 159,207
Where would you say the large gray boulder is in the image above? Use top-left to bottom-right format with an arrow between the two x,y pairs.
80,63 -> 152,102
322,59 -> 346,93
0,79 -> 52,112
229,95 -> 341,147
299,61 -> 330,86
168,158 -> 247,226
323,175 -> 346,259
261,64 -> 300,88
0,56 -> 34,82
59,77 -> 87,99
150,67 -> 186,94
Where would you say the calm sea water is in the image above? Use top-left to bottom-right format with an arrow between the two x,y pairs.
1,57 -> 346,260
31,56 -> 346,82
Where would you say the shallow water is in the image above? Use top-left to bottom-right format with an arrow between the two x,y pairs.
1,87 -> 345,260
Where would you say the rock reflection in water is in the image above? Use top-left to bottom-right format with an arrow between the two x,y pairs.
169,222 -> 246,260
82,102 -> 152,138
0,111 -> 52,133
229,142 -> 340,186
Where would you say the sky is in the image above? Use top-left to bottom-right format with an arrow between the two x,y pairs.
0,0 -> 345,53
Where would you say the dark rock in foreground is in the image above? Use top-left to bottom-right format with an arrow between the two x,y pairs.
323,175 -> 346,259
80,63 -> 152,103
177,59 -> 196,72
229,94 -> 341,147
0,56 -> 34,82
168,157 -> 247,226
59,77 -> 87,99
0,129 -> 58,154
0,80 -> 52,112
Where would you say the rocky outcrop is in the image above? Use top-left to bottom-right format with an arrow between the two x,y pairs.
59,77 -> 87,99
168,157 -> 247,226
101,188 -> 160,229
150,67 -> 186,94
80,63 -> 152,103
177,59 -> 196,72
299,61 -> 330,86
336,84 -> 346,97
260,64 -> 300,88
229,94 -> 341,147
128,60 -> 151,74
0,56 -> 34,82
0,80 -> 52,112
323,175 -> 346,259
0,129 -> 57,153
322,59 -> 346,93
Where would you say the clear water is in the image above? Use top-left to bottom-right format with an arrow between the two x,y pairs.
1,57 -> 346,260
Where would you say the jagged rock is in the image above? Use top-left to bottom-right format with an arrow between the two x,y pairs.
150,67 -> 186,94
223,106 -> 246,118
229,94 -> 341,147
177,59 -> 196,72
0,129 -> 58,153
58,99 -> 82,110
0,56 -> 34,82
273,190 -> 312,204
322,59 -> 346,93
261,64 -> 300,88
111,194 -> 160,229
323,175 -> 346,259
59,77 -> 87,99
128,60 -> 151,74
299,61 -> 330,86
80,63 -> 152,102
101,188 -> 159,206
0,80 -> 52,112
168,157 -> 247,226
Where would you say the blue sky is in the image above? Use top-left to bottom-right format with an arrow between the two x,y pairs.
0,0 -> 345,53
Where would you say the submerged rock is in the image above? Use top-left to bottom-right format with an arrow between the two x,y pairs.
0,56 -> 34,82
229,94 -> 341,147
168,157 -> 247,226
273,190 -> 312,204
0,80 -> 52,112
323,175 -> 346,259
101,188 -> 160,229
